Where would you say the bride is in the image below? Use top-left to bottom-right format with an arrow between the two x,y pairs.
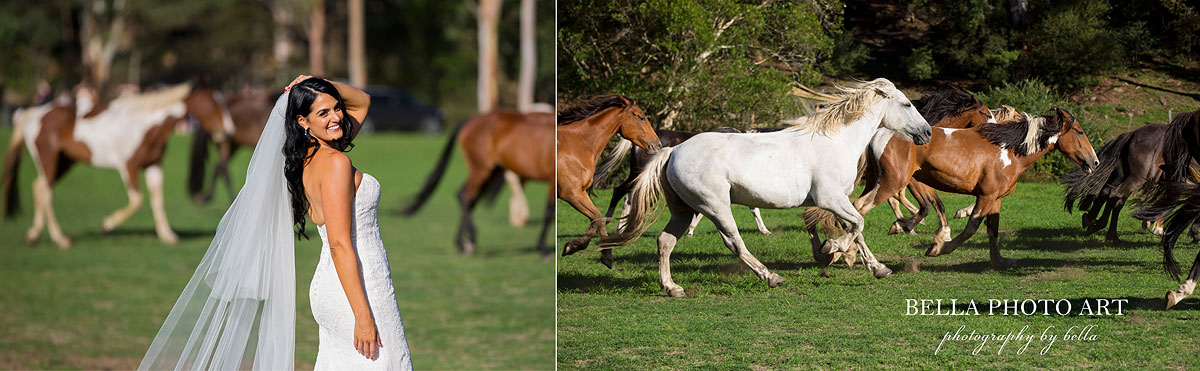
140,76 -> 412,370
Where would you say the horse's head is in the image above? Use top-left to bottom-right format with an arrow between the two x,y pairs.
875,84 -> 932,145
615,97 -> 662,152
1048,107 -> 1100,173
184,88 -> 233,140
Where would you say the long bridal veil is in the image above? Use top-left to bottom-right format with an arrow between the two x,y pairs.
141,93 -> 296,370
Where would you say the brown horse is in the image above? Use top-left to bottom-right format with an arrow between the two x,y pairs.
1061,123 -> 1190,243
399,109 -> 555,257
557,95 -> 661,267
812,108 -> 1099,269
2,83 -> 228,248
1129,110 -> 1200,308
188,87 -> 274,203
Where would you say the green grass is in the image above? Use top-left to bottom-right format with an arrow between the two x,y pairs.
0,129 -> 554,369
558,184 -> 1200,369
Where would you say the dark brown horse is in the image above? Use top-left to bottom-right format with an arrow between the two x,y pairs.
557,95 -> 661,267
2,83 -> 228,248
1062,123 -> 1186,243
399,109 -> 555,257
811,108 -> 1099,269
1131,110 -> 1200,309
188,87 -> 274,203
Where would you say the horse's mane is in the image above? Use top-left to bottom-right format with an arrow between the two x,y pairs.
108,83 -> 193,113
916,85 -> 981,124
977,109 -> 1071,156
558,95 -> 633,125
781,78 -> 894,135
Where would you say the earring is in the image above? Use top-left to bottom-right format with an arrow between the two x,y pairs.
304,127 -> 312,138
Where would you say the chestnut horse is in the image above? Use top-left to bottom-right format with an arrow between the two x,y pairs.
2,83 -> 228,248
187,87 -> 274,203
399,109 -> 555,257
811,108 -> 1099,269
1131,110 -> 1200,309
557,95 -> 661,267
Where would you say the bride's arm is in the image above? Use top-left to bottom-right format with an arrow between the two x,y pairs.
320,154 -> 381,359
329,81 -> 369,139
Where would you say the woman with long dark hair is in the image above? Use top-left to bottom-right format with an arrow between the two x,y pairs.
140,76 -> 412,370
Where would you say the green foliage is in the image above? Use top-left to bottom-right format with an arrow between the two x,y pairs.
911,0 -> 1017,85
1024,0 -> 1138,89
558,0 -> 842,131
903,46 -> 936,81
823,31 -> 870,78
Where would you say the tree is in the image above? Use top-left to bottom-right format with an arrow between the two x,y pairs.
476,0 -> 501,112
348,0 -> 366,87
309,0 -> 325,75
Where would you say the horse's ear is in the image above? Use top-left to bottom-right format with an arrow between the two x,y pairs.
874,88 -> 890,98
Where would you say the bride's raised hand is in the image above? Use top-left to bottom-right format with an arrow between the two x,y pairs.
355,316 -> 383,360
284,74 -> 314,92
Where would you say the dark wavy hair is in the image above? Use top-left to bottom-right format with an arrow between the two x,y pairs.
283,77 -> 355,240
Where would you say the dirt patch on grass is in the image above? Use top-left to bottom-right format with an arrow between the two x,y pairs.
1023,266 -> 1088,282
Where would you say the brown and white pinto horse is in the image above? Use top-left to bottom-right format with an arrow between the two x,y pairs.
188,87 -> 273,203
557,95 -> 661,268
2,83 -> 228,248
399,109 -> 555,257
810,108 -> 1099,269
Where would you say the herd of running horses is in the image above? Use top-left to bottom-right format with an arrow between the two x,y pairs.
3,78 -> 1199,309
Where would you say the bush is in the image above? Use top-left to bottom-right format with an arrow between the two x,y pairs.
903,46 -> 936,81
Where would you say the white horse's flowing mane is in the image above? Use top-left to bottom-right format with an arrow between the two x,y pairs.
109,83 -> 193,113
781,78 -> 895,135
1021,113 -> 1049,153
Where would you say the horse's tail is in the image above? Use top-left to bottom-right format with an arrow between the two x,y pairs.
599,146 -> 675,247
187,123 -> 211,199
1134,113 -> 1198,221
3,108 -> 29,218
590,138 -> 632,191
1135,181 -> 1200,281
1061,130 -> 1132,213
398,121 -> 465,215
802,153 -> 875,236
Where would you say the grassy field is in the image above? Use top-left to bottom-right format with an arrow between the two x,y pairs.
558,180 -> 1200,368
0,129 -> 554,369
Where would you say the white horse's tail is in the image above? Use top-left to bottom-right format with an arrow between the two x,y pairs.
802,152 -> 874,236
599,146 -> 674,247
3,108 -> 30,218
591,138 -> 632,191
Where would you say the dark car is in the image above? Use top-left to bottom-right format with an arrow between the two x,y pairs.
360,87 -> 444,134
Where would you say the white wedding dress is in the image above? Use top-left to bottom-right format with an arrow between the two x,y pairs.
310,173 -> 412,370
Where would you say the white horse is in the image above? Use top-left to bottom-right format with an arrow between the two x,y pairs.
598,78 -> 932,297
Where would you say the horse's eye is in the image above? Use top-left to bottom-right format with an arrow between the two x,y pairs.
902,103 -> 912,108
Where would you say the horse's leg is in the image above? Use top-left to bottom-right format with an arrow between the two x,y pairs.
455,167 -> 493,256
33,175 -> 70,249
686,212 -> 703,236
101,167 -> 143,234
145,164 -> 179,245
704,204 -> 785,288
892,182 -> 933,235
25,176 -> 48,245
1103,198 -> 1125,244
928,196 -> 995,257
1085,197 -> 1113,236
605,177 -> 633,221
925,187 -> 952,244
984,207 -> 1016,269
750,207 -> 771,235
217,143 -> 237,201
534,190 -> 554,259
560,188 -> 611,267
505,170 -> 529,227
657,214 -> 693,297
1166,250 -> 1200,309
822,197 -> 891,278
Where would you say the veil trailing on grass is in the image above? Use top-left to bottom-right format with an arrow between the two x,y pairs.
140,93 -> 296,370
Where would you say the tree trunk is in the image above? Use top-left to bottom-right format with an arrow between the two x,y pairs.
516,0 -> 535,112
309,0 -> 326,76
347,0 -> 366,87
270,0 -> 296,75
477,0 -> 501,113
80,0 -> 127,90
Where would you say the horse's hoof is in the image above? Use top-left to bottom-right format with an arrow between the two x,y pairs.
887,222 -> 904,235
562,241 -> 582,256
54,238 -> 72,250
161,232 -> 180,246
873,265 -> 893,279
664,285 -> 687,298
767,273 -> 786,288
25,233 -> 37,246
990,257 -> 1017,270
954,209 -> 970,219
925,243 -> 943,257
1105,236 -> 1122,246
1166,290 -> 1185,310
600,253 -> 614,269
819,268 -> 831,278
459,241 -> 476,257
760,230 -> 773,236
